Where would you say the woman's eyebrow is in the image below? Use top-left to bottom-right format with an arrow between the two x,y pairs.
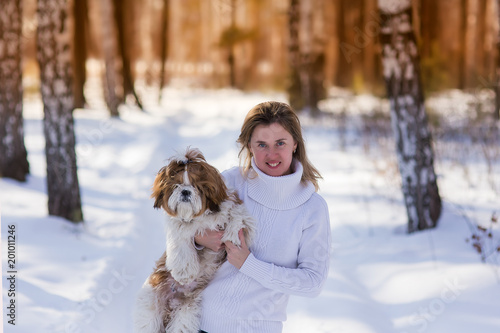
254,138 -> 288,144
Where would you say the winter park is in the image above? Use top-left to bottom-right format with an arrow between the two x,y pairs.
1,0 -> 500,332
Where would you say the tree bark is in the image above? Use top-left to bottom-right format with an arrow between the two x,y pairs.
158,0 -> 170,104
378,0 -> 442,232
72,0 -> 89,109
37,0 -> 83,223
335,0 -> 351,88
287,0 -> 304,112
100,0 -> 121,117
0,0 -> 30,181
459,0 -> 467,89
113,0 -> 143,110
228,0 -> 237,88
298,0 -> 323,116
463,0 -> 480,88
496,0 -> 500,120
287,0 -> 325,115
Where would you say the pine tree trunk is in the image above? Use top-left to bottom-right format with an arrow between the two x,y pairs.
496,0 -> 500,120
335,0 -> 351,88
463,0 -> 480,88
378,0 -> 442,233
113,0 -> 143,110
299,0 -> 317,115
72,0 -> 88,109
459,0 -> 468,89
287,0 -> 304,111
100,0 -> 121,117
0,0 -> 30,181
228,0 -> 237,88
158,0 -> 170,104
37,0 -> 83,223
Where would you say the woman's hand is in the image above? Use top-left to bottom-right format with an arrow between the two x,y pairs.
225,229 -> 250,270
194,230 -> 225,252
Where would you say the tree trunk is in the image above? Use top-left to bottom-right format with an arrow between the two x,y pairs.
113,0 -> 143,110
463,0 -> 480,88
459,0 -> 467,89
100,0 -> 121,117
363,0 -> 380,90
72,0 -> 88,109
158,0 -> 170,104
37,0 -> 83,223
287,0 -> 304,112
496,0 -> 500,120
378,0 -> 442,233
0,0 -> 30,181
228,0 -> 237,88
287,0 -> 325,115
298,0 -> 322,116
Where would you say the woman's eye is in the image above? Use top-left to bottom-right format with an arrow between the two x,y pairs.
276,141 -> 285,147
258,143 -> 266,148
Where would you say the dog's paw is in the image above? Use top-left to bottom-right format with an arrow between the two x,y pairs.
170,270 -> 194,285
221,227 -> 241,246
170,262 -> 199,285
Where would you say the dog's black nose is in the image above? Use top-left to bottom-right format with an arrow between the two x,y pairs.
181,190 -> 191,197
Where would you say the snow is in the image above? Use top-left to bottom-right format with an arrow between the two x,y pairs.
1,87 -> 500,333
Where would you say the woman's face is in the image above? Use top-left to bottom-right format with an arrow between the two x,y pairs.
249,123 -> 297,177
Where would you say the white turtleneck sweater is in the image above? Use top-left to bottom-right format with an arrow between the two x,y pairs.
199,159 -> 331,333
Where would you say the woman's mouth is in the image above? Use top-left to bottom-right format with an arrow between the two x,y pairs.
267,162 -> 281,168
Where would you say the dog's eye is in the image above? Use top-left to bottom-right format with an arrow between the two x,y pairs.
168,169 -> 183,178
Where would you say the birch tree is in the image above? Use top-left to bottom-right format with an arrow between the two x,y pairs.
37,0 -> 83,222
0,0 -> 30,181
378,0 -> 441,232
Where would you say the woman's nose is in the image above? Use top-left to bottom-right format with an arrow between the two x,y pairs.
267,146 -> 279,156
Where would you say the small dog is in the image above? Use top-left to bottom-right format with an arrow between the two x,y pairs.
133,148 -> 255,333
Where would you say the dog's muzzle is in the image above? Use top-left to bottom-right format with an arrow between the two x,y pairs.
181,189 -> 191,202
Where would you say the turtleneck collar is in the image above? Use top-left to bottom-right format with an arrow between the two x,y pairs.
247,158 -> 315,210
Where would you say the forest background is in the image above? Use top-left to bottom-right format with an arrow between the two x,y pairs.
19,0 -> 500,101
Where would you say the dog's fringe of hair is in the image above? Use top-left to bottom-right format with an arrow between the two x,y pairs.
170,147 -> 205,165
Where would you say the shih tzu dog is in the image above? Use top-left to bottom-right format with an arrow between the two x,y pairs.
133,148 -> 255,333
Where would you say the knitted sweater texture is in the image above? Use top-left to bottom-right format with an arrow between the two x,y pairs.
199,159 -> 331,333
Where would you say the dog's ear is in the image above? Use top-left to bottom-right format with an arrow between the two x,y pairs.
204,165 -> 229,213
207,197 -> 221,213
151,166 -> 168,209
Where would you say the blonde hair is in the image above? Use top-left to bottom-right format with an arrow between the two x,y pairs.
237,101 -> 322,191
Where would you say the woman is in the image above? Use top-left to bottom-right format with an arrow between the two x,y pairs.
195,101 -> 331,333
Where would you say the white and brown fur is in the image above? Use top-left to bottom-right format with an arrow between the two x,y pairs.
133,148 -> 255,333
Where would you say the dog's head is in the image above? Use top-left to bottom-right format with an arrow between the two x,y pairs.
151,148 -> 229,221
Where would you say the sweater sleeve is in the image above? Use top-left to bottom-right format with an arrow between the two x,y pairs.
239,195 -> 331,297
221,166 -> 242,190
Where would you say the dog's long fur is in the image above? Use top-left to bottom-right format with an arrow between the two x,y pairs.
133,148 -> 255,333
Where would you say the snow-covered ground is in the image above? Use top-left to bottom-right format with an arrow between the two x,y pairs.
1,87 -> 499,333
